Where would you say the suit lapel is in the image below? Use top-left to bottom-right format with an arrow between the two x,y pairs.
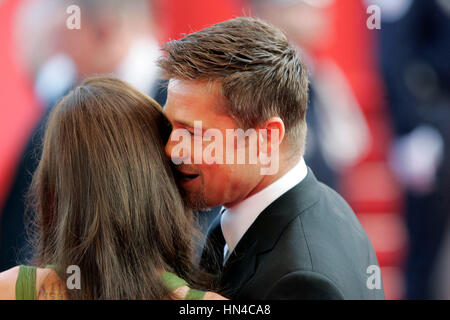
220,237 -> 258,297
200,208 -> 259,297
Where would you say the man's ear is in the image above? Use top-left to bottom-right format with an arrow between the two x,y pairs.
258,117 -> 285,155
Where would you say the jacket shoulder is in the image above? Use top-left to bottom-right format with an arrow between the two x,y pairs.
258,184 -> 385,299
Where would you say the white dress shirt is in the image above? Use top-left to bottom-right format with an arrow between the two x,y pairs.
221,157 -> 308,263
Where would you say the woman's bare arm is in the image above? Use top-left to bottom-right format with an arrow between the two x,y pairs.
0,266 -> 19,300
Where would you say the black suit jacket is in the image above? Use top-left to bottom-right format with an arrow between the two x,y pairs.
200,168 -> 385,300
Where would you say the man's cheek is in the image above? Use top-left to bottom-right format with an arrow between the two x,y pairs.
200,166 -> 222,190
202,148 -> 220,164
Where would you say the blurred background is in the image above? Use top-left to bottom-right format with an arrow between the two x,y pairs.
0,0 -> 449,299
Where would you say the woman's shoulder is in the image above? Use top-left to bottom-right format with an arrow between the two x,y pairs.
0,266 -> 20,299
203,291 -> 228,300
1,267 -> 226,300
36,267 -> 68,299
0,265 -> 67,300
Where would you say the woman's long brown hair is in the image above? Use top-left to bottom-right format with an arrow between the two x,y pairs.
27,76 -> 214,299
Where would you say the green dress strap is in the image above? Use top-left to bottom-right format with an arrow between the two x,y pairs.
160,271 -> 206,300
16,267 -> 205,300
184,287 -> 206,300
161,271 -> 189,291
15,265 -> 56,300
15,265 -> 37,300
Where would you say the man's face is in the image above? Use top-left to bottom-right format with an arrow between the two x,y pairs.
164,79 -> 262,209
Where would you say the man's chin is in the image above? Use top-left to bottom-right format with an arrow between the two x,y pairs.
182,189 -> 210,210
185,199 -> 210,211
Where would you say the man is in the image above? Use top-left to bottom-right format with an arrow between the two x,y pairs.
159,17 -> 384,300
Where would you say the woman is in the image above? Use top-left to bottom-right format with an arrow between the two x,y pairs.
0,76 -> 224,300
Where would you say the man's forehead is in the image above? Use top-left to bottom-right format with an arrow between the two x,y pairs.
166,79 -> 228,116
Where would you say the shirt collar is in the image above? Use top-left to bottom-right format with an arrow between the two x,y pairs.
221,157 -> 308,253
